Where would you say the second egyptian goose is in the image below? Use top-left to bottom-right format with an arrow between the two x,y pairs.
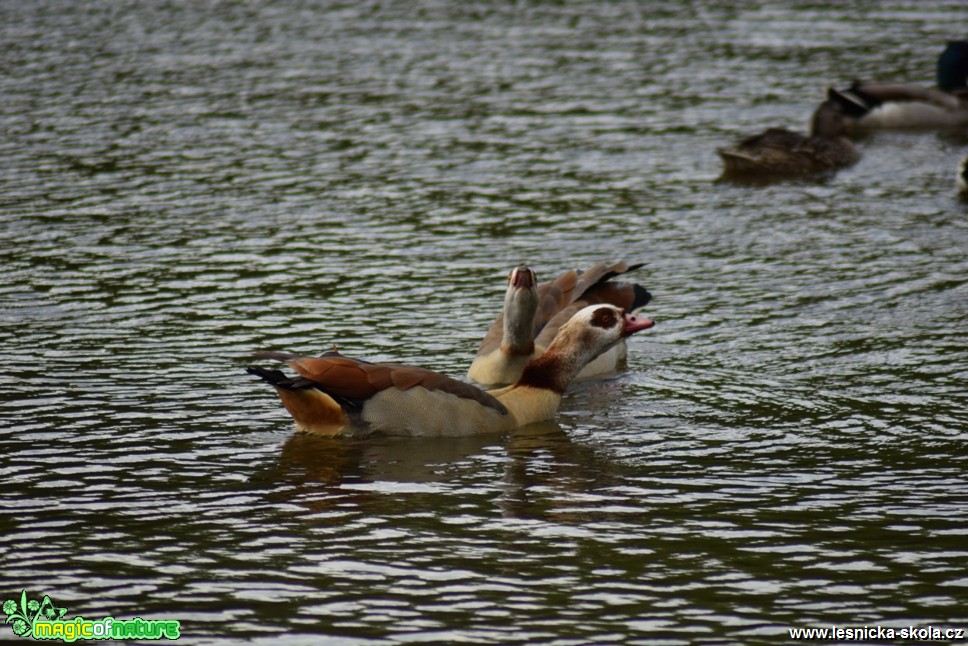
247,304 -> 655,437
467,262 -> 651,386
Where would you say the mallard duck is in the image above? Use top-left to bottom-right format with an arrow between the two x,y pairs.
247,304 -> 655,437
828,41 -> 968,130
717,99 -> 860,176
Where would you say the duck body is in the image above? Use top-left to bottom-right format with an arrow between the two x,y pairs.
718,126 -> 858,175
468,262 -> 651,386
830,82 -> 968,130
829,41 -> 968,131
247,352 -> 512,436
718,100 -> 860,176
248,304 -> 655,437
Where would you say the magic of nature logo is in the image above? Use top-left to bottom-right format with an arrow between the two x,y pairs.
3,590 -> 180,642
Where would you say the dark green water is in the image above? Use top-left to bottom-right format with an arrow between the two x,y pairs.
1,1 -> 966,643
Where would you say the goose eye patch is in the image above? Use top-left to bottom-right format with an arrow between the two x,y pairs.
590,307 -> 618,329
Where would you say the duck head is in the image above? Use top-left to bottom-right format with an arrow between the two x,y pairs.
810,99 -> 851,138
938,40 -> 968,93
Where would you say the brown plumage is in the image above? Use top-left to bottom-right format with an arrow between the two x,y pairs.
248,304 -> 655,437
468,262 -> 651,385
718,100 -> 860,177
254,351 -> 505,412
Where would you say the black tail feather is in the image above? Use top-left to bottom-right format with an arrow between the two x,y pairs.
827,86 -> 874,118
598,261 -> 646,283
631,284 -> 652,312
246,366 -> 314,390
245,366 -> 364,412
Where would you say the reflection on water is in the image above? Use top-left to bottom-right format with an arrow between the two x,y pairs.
1,0 -> 967,642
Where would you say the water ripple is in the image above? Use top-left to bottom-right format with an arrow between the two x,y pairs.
2,0 -> 967,643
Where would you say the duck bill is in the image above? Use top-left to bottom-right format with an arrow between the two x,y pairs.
622,313 -> 655,336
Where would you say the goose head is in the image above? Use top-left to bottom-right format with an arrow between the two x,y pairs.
810,99 -> 850,138
501,266 -> 540,355
518,304 -> 654,393
553,302 -> 655,361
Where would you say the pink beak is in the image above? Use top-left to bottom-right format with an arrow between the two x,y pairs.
622,312 -> 655,336
510,266 -> 536,289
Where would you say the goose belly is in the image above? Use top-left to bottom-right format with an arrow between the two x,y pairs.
853,102 -> 968,129
362,387 -> 512,436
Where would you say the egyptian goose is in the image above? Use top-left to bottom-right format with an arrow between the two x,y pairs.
467,262 -> 651,386
827,41 -> 968,130
247,304 -> 655,437
718,99 -> 860,177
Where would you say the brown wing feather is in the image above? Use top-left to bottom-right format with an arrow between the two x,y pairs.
534,261 -> 641,332
533,269 -> 580,339
534,304 -> 583,349
474,321 -> 506,357
287,356 -> 381,400
532,261 -> 642,340
386,364 -> 436,391
270,353 -> 506,413
575,282 -> 640,311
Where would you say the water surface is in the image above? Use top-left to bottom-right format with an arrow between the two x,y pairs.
1,1 -> 967,643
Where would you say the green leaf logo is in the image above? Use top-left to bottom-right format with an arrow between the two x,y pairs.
3,590 -> 69,639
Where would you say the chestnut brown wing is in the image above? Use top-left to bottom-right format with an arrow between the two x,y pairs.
283,354 -> 507,414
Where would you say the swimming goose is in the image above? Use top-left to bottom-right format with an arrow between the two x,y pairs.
717,99 -> 860,176
247,304 -> 655,437
828,41 -> 968,130
467,262 -> 651,386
